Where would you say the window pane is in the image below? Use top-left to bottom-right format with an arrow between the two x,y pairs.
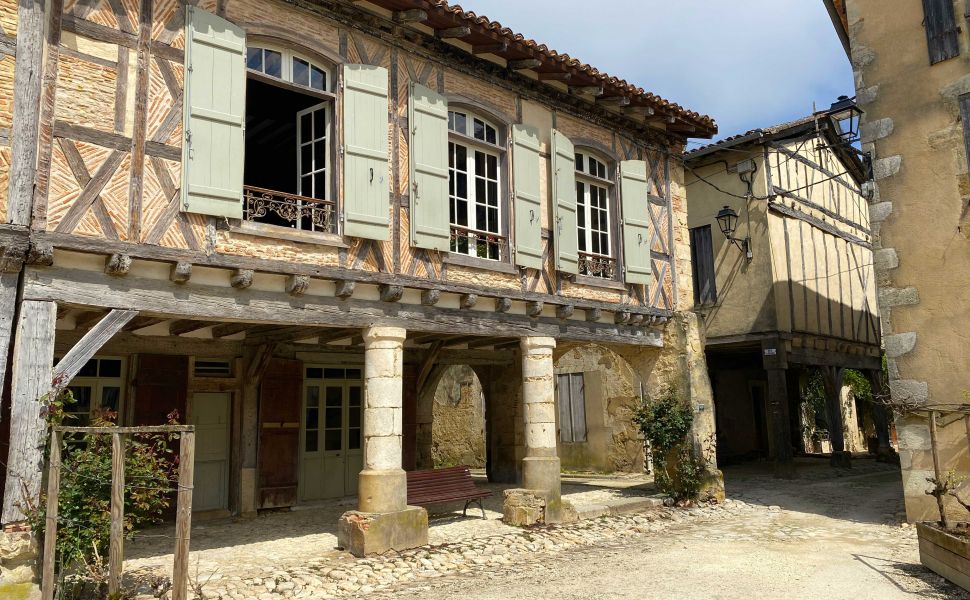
69,386 -> 92,413
306,386 -> 320,407
100,387 -> 120,412
474,119 -> 485,141
476,203 -> 486,230
300,144 -> 312,175
487,181 -> 498,206
456,197 -> 468,225
325,368 -> 344,379
293,58 -> 309,86
306,407 -> 319,429
310,66 -> 326,91
325,430 -> 341,451
313,139 -> 327,168
486,125 -> 497,145
247,47 -> 263,71
456,173 -> 467,202
349,407 -> 360,428
326,386 -> 342,404
306,367 -> 323,379
264,50 -> 282,78
313,171 -> 327,200
453,112 -> 466,135
347,370 -> 362,381
475,178 -> 486,208
348,429 -> 361,451
305,430 -> 318,452
99,359 -> 121,377
575,153 -> 583,171
487,154 -> 497,180
300,113 -> 312,138
79,359 -> 97,377
474,151 -> 485,177
325,408 -> 342,429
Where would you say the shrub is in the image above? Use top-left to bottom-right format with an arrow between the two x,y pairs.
633,389 -> 701,501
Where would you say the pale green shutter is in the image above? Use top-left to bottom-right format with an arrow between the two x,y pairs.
512,124 -> 542,269
343,64 -> 390,241
620,160 -> 653,286
181,6 -> 246,218
551,129 -> 577,275
408,83 -> 450,251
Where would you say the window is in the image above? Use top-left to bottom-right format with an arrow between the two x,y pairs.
922,0 -> 960,64
448,110 -> 506,260
574,151 -> 615,279
690,225 -> 717,306
243,45 -> 337,234
556,373 -> 587,443
59,357 -> 126,426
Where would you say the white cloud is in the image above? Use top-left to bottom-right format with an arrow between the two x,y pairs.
461,0 -> 853,142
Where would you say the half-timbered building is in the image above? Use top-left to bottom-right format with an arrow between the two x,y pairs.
0,0 -> 717,559
685,106 -> 888,477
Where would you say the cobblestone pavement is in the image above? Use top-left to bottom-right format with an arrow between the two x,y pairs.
129,459 -> 964,599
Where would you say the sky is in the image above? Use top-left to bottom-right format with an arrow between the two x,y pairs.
462,1 -> 853,145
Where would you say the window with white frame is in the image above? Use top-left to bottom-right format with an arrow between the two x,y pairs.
59,356 -> 126,426
243,45 -> 337,234
448,110 -> 506,261
574,151 -> 616,279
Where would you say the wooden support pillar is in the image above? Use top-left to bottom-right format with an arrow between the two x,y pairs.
0,271 -> 22,421
866,368 -> 897,462
762,339 -> 795,479
821,365 -> 851,468
3,300 -> 56,524
238,344 -> 274,517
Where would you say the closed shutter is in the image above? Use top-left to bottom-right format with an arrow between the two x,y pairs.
556,373 -> 587,443
408,83 -> 450,251
551,130 -> 578,275
923,0 -> 960,64
343,64 -> 390,240
689,225 -> 717,306
181,7 -> 246,218
512,124 -> 542,269
619,160 -> 653,286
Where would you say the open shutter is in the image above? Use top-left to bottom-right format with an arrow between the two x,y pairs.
181,6 -> 246,218
512,124 -> 542,269
343,64 -> 390,241
923,0 -> 960,64
408,83 -> 450,251
551,130 -> 578,275
620,160 -> 653,286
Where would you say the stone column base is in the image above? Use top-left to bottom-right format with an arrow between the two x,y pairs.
357,469 -> 407,514
0,530 -> 40,598
337,506 -> 428,557
698,467 -> 726,502
522,456 -> 562,523
830,451 -> 853,468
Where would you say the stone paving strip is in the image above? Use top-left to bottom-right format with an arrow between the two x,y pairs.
181,499 -> 760,600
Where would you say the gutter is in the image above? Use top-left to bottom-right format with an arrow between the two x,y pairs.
822,0 -> 851,58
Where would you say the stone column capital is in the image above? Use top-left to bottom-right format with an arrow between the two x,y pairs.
520,336 -> 556,354
363,326 -> 407,348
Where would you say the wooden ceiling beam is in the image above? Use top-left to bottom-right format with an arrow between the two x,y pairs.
393,9 -> 427,23
507,58 -> 541,70
316,328 -> 359,344
596,95 -> 631,107
569,85 -> 604,97
210,322 -> 253,339
472,41 -> 508,55
168,320 -> 216,336
436,26 -> 471,39
537,71 -> 572,81
121,316 -> 168,332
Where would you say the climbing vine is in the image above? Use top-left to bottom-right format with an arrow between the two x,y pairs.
633,389 -> 701,502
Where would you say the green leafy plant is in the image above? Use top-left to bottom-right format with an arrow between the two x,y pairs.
633,389 -> 702,502
26,385 -> 180,599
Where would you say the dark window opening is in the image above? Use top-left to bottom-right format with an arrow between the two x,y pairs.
690,225 -> 717,306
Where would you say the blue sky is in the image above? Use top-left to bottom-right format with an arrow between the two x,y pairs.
465,1 -> 853,144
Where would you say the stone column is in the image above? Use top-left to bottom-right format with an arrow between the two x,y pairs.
338,327 -> 427,556
866,369 -> 897,462
822,366 -> 851,468
519,336 -> 563,522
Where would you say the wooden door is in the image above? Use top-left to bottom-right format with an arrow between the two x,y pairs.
132,355 -> 188,425
258,358 -> 301,509
191,392 -> 230,512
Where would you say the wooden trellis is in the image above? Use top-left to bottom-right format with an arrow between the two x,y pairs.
41,424 -> 197,600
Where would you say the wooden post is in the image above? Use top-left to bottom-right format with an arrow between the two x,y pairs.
761,339 -> 794,478
928,410 -> 949,530
108,432 -> 125,595
40,430 -> 62,600
172,431 -> 195,600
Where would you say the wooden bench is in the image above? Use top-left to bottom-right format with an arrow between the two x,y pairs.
406,465 -> 492,519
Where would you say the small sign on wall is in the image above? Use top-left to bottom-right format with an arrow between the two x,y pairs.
763,348 -> 777,356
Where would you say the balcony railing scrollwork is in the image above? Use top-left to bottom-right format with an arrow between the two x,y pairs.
243,185 -> 337,234
578,251 -> 616,279
450,225 -> 508,262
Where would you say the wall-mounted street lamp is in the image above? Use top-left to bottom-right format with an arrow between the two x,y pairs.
828,95 -> 864,144
716,205 -> 752,260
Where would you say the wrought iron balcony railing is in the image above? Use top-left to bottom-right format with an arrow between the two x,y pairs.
450,224 -> 508,262
578,251 -> 616,279
243,185 -> 337,234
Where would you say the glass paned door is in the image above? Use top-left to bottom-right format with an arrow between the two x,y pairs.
301,368 -> 364,501
296,102 -> 329,231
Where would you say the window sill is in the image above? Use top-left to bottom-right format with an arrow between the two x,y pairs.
230,221 -> 348,248
573,274 -> 628,291
441,251 -> 519,275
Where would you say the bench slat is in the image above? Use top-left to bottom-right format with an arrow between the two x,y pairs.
406,466 -> 491,509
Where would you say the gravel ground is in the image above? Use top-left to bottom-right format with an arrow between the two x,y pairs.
372,459 -> 967,600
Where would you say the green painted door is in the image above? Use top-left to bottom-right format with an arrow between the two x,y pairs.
191,392 -> 230,512
301,368 -> 363,501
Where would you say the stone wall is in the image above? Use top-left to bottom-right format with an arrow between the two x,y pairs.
430,365 -> 485,469
844,0 -> 970,521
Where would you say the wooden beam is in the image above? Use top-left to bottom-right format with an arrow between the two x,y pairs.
614,310 -> 631,324
421,289 -> 441,306
245,342 -> 278,381
597,96 -> 631,106
556,305 -> 574,320
526,301 -> 543,318
53,309 -> 138,386
624,105 -> 655,116
416,340 -> 444,392
168,319 -> 214,336
465,337 -> 507,349
460,293 -> 478,309
473,41 -> 508,55
380,284 -> 404,303
436,26 -> 471,39
285,274 -> 310,297
73,309 -> 109,330
393,9 -> 427,23
494,297 -> 512,313
569,85 -> 604,96
245,326 -> 322,345
537,71 -> 571,81
230,269 -> 254,289
334,279 -> 355,299
507,58 -> 541,70
121,315 -> 167,332
170,261 -> 192,284
584,308 -> 602,322
171,431 -> 195,600
316,328 -> 358,344
211,322 -> 253,339
104,253 -> 131,276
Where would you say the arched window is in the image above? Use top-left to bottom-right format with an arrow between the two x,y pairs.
574,150 -> 616,278
242,44 -> 336,235
447,109 -> 506,261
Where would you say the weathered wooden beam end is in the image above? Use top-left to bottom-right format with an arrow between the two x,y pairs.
230,269 -> 254,289
460,293 -> 478,309
393,9 -> 427,23
26,240 -> 53,266
334,279 -> 355,299
526,301 -> 543,318
379,284 -> 404,303
170,261 -> 192,284
436,26 -> 471,39
494,297 -> 512,313
104,253 -> 131,276
556,304 -> 574,320
584,308 -> 602,322
286,274 -> 310,297
614,310 -> 631,325
421,289 -> 441,306
507,58 -> 541,70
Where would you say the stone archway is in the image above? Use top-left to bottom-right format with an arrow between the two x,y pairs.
553,344 -> 643,473
415,365 -> 486,470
